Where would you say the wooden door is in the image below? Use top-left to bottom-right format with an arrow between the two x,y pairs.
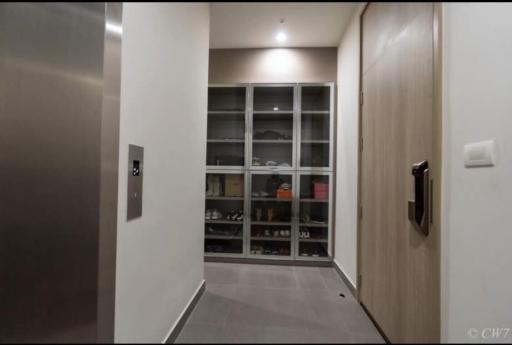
359,3 -> 440,343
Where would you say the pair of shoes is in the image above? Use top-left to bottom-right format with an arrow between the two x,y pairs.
252,191 -> 270,197
205,209 -> 222,220
227,209 -> 243,221
251,246 -> 264,255
279,248 -> 290,255
299,229 -> 310,239
206,175 -> 222,197
300,212 -> 311,224
273,230 -> 290,237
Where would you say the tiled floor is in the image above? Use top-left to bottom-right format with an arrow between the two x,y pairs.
175,262 -> 384,344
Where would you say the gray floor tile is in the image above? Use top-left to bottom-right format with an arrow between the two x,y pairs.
228,325 -> 315,344
175,323 -> 233,344
176,263 -> 384,344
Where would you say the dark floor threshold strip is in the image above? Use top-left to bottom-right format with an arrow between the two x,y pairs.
165,281 -> 206,344
360,302 -> 391,344
204,256 -> 332,267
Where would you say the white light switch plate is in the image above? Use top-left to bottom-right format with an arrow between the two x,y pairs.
464,140 -> 495,167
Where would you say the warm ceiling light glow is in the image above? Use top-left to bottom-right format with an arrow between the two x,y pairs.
275,32 -> 287,42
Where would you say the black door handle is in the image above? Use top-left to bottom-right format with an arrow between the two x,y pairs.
408,160 -> 429,236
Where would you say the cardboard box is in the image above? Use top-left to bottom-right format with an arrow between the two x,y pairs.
224,174 -> 244,197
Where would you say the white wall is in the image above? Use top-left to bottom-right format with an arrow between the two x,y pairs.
442,3 -> 512,343
334,4 -> 365,288
115,3 -> 209,343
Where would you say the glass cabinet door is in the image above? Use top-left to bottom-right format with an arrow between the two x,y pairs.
300,86 -> 331,169
297,174 -> 330,258
204,172 -> 245,255
207,87 -> 246,167
249,172 -> 293,257
252,86 -> 294,169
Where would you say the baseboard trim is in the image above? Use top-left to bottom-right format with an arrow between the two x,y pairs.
162,279 -> 206,344
205,256 -> 332,267
360,302 -> 391,344
332,259 -> 357,298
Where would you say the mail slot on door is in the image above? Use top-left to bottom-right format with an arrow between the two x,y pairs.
127,144 -> 144,220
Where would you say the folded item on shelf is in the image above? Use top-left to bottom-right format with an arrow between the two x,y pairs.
213,154 -> 244,166
313,181 -> 329,200
224,174 -> 244,197
254,130 -> 283,140
277,186 -> 292,199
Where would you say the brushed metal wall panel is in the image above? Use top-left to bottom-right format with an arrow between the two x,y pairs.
97,3 -> 123,343
0,3 -> 120,342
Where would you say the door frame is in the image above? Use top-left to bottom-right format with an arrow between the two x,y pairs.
355,2 -> 443,340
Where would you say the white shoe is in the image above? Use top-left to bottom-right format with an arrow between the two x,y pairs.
211,209 -> 222,220
205,209 -> 212,220
206,175 -> 214,197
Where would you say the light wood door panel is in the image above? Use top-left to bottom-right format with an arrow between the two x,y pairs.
360,3 -> 440,343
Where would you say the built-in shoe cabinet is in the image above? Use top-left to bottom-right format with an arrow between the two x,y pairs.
205,83 -> 334,262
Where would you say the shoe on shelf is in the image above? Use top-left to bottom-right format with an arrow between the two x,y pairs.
205,209 -> 212,220
234,210 -> 244,221
211,209 -> 222,220
212,175 -> 222,197
206,175 -> 214,197
226,210 -> 236,221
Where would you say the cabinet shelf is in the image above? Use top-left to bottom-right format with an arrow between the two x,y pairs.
299,238 -> 328,243
207,139 -> 245,143
208,111 -> 245,114
205,220 -> 244,225
301,140 -> 329,144
252,197 -> 292,202
253,140 -> 292,144
300,198 -> 328,203
251,237 -> 291,242
206,196 -> 244,201
250,221 -> 291,226
205,235 -> 243,240
253,110 -> 293,114
299,222 -> 329,228
301,110 -> 330,114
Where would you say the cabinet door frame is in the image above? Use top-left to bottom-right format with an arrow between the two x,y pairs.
204,169 -> 247,258
249,83 -> 298,172
297,82 -> 335,172
247,170 -> 296,260
294,171 -> 333,261
207,83 -> 250,170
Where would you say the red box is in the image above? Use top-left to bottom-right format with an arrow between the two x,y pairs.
313,182 -> 329,200
277,188 -> 292,199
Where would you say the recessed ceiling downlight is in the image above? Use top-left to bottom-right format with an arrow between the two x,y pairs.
275,31 -> 287,42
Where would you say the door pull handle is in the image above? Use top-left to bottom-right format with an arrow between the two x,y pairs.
408,160 -> 429,236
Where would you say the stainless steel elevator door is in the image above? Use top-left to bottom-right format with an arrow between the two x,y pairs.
0,3 -> 108,342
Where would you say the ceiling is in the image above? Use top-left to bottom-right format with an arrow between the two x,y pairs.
210,2 -> 358,49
